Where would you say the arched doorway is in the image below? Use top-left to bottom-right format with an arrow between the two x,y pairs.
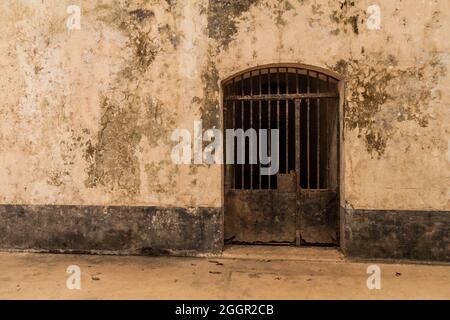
222,64 -> 341,245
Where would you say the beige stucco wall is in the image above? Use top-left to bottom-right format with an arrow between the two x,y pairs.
0,0 -> 449,211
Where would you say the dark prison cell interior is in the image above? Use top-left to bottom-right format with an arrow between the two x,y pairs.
223,67 -> 339,191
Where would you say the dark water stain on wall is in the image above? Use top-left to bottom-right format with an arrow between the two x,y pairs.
275,0 -> 296,27
334,57 -> 395,155
84,93 -> 176,197
200,57 -> 220,130
84,2 -> 176,197
84,96 -> 142,196
256,0 -> 296,27
84,91 -> 176,197
329,0 -> 362,35
96,1 -> 179,73
115,7 -> 160,72
333,53 -> 446,156
129,8 -> 155,22
207,0 -> 260,48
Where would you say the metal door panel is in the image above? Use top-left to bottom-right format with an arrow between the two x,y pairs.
297,190 -> 338,244
225,190 -> 296,243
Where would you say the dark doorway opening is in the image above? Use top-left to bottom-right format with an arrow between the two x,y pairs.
223,65 -> 340,246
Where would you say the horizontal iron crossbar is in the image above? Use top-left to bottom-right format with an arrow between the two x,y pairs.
225,93 -> 338,101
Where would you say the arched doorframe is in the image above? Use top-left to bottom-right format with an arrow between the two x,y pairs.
219,63 -> 346,249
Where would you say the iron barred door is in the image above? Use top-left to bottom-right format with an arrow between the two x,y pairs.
224,65 -> 340,245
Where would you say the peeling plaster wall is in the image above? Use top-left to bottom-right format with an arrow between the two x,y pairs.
0,0 -> 449,213
0,0 -> 220,208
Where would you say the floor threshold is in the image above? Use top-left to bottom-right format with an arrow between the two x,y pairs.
221,245 -> 345,263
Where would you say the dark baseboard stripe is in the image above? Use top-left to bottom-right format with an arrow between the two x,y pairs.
0,205 -> 223,255
1,204 -> 448,262
340,208 -> 450,262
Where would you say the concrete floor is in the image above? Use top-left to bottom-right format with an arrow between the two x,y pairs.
0,246 -> 449,299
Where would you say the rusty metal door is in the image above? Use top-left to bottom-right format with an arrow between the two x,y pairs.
223,66 -> 339,245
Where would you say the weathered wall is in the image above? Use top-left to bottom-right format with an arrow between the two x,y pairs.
0,0 -> 220,208
1,0 -> 448,211
0,0 -> 449,258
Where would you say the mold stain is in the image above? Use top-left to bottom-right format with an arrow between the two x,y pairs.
158,24 -> 181,49
84,94 -> 175,197
329,0 -> 362,35
121,10 -> 159,72
84,96 -> 143,196
84,1 -> 176,198
256,0 -> 300,28
207,0 -> 260,48
333,53 -> 446,156
129,9 -> 155,22
275,1 -> 296,26
145,161 -> 179,194
309,2 -> 324,27
200,56 -> 220,130
98,1 -> 160,73
47,170 -> 68,187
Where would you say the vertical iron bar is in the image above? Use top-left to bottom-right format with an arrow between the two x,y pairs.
277,68 -> 280,178
259,69 -> 262,190
232,78 -> 236,189
241,75 -> 244,189
307,70 -> 310,189
326,76 -> 330,189
295,98 -> 301,246
296,69 -> 299,183
268,68 -> 271,189
223,84 -> 227,186
250,72 -> 253,189
317,73 -> 320,189
295,99 -> 301,188
285,71 -> 289,173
